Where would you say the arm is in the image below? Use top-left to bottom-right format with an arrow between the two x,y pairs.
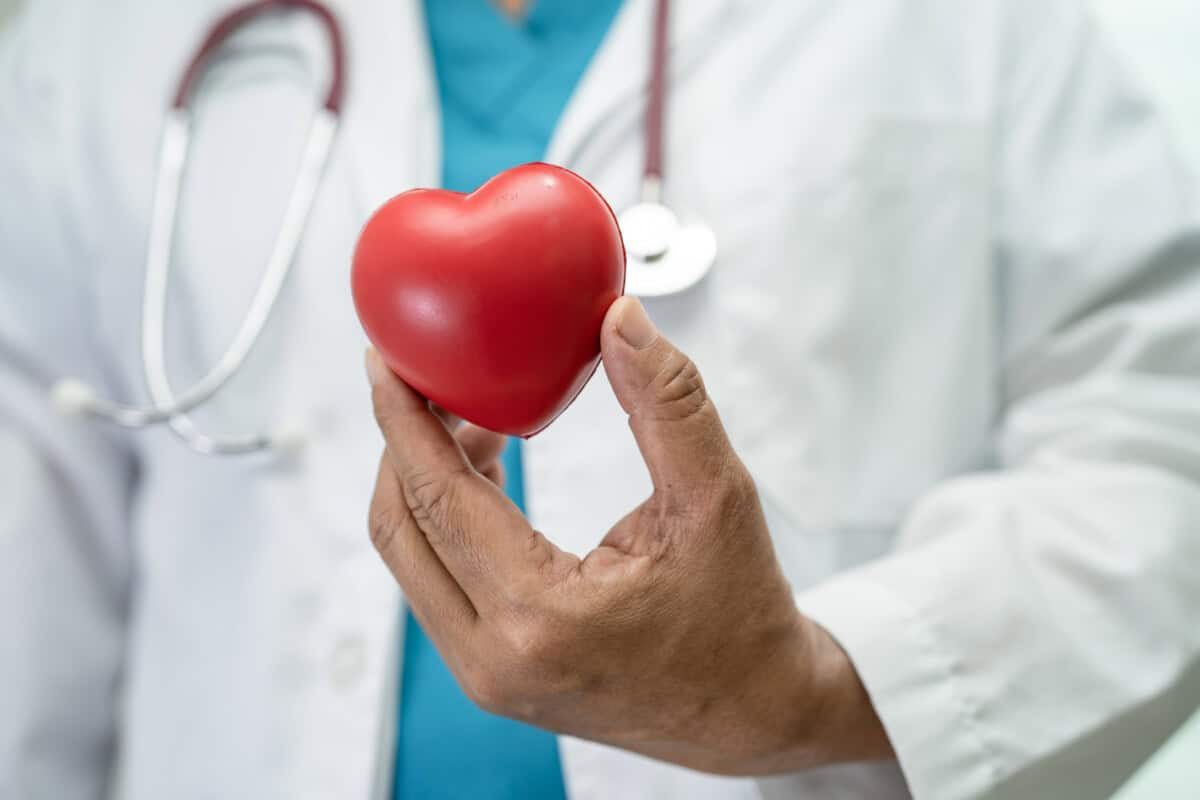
0,9 -> 138,797
792,4 -> 1200,797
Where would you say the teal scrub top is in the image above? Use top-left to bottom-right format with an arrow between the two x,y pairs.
393,2 -> 624,798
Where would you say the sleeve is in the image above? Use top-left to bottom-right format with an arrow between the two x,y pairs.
0,7 -> 139,798
789,4 -> 1200,799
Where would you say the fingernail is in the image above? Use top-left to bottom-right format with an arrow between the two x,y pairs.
616,297 -> 658,350
365,348 -> 387,387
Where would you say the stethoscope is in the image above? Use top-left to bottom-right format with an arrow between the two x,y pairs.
618,0 -> 718,297
50,0 -> 715,457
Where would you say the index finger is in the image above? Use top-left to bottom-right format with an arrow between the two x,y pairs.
366,349 -> 556,610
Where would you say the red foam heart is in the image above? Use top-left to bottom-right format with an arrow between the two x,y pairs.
352,163 -> 626,436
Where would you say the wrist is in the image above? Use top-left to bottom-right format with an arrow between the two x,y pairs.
796,614 -> 894,767
734,613 -> 894,775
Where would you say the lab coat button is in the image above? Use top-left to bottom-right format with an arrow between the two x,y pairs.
327,634 -> 367,689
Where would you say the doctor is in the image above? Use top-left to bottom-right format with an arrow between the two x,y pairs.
3,1 -> 1200,799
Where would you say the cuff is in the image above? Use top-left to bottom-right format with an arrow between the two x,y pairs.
793,564 -> 1002,800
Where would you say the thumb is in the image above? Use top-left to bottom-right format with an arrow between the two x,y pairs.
601,297 -> 737,493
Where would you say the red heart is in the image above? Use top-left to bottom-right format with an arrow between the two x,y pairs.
352,163 -> 626,437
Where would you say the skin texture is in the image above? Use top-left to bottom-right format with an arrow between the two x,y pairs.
366,297 -> 894,776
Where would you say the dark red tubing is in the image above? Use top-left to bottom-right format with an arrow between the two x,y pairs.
172,0 -> 346,112
644,0 -> 670,181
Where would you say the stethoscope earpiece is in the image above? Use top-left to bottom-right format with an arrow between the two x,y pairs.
266,428 -> 308,460
49,379 -> 99,418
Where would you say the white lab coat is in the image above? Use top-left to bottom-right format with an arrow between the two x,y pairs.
2,0 -> 1199,798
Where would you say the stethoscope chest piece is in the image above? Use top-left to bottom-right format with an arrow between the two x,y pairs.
620,202 -> 717,297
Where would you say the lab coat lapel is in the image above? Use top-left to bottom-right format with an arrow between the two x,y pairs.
546,0 -> 735,171
257,5 -> 436,796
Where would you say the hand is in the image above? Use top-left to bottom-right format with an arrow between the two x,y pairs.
434,409 -> 507,489
365,298 -> 892,775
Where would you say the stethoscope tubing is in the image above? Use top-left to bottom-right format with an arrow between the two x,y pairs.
50,0 -> 697,455
644,0 -> 669,193
51,0 -> 346,455
142,109 -> 338,454
174,0 -> 346,112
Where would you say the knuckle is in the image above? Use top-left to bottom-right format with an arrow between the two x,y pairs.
727,464 -> 758,502
710,463 -> 760,519
367,498 -> 402,554
463,668 -> 510,716
402,466 -> 464,535
525,530 -> 559,581
649,351 -> 709,422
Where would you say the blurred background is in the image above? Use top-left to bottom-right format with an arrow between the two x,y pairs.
0,0 -> 1196,796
